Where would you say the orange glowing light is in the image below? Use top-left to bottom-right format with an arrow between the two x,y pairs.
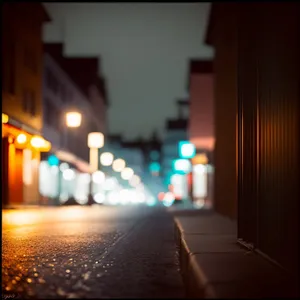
192,153 -> 208,165
158,192 -> 165,201
2,113 -> 9,123
30,136 -> 51,152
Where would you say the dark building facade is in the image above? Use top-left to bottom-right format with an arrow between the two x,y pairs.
43,44 -> 101,168
207,2 -> 299,280
44,43 -> 108,135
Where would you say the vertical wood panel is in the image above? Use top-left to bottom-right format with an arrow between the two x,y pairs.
237,2 -> 299,276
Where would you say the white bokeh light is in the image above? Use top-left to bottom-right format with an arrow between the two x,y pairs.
104,177 -> 118,191
74,173 -> 90,204
92,171 -> 105,184
129,174 -> 141,187
121,167 -> 134,180
180,142 -> 196,158
94,192 -> 105,204
112,158 -> 126,172
82,173 -> 91,184
50,165 -> 59,175
59,162 -> 69,172
119,189 -> 130,205
100,152 -> 114,166
107,191 -> 120,205
194,164 -> 207,174
74,194 -> 88,205
174,159 -> 192,174
63,169 -> 76,181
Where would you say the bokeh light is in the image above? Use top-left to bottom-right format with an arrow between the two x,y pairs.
112,158 -> 126,172
92,171 -> 105,184
94,192 -> 105,204
129,174 -> 141,187
121,167 -> 134,180
100,152 -> 114,166
63,169 -> 76,181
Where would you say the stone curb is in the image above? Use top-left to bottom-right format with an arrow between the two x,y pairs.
174,214 -> 299,298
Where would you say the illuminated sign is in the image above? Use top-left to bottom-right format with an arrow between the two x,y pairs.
149,162 -> 161,172
48,154 -> 59,166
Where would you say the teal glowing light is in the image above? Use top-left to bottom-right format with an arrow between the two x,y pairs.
149,162 -> 161,172
48,154 -> 59,166
178,141 -> 196,159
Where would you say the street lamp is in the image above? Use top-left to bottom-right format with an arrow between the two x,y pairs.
56,111 -> 82,204
66,112 -> 82,128
88,132 -> 104,172
87,132 -> 104,205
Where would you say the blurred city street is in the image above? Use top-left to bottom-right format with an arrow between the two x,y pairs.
2,2 -> 299,298
2,205 -> 185,299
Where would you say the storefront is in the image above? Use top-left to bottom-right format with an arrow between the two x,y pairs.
2,113 -> 51,206
39,150 -> 92,205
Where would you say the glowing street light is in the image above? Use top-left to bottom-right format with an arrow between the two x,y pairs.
87,132 -> 104,149
100,152 -> 114,166
87,132 -> 104,172
112,158 -> 126,172
66,112 -> 82,128
87,132 -> 104,205
121,167 -> 134,180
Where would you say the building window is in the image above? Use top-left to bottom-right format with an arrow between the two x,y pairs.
24,47 -> 37,73
22,89 -> 36,116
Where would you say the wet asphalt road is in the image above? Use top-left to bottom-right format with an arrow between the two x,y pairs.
2,205 -> 185,299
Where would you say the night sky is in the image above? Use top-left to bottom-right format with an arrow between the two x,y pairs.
43,3 -> 213,139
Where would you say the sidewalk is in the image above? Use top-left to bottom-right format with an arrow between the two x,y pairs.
171,209 -> 298,298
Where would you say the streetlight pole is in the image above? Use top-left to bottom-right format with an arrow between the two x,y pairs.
58,111 -> 82,204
